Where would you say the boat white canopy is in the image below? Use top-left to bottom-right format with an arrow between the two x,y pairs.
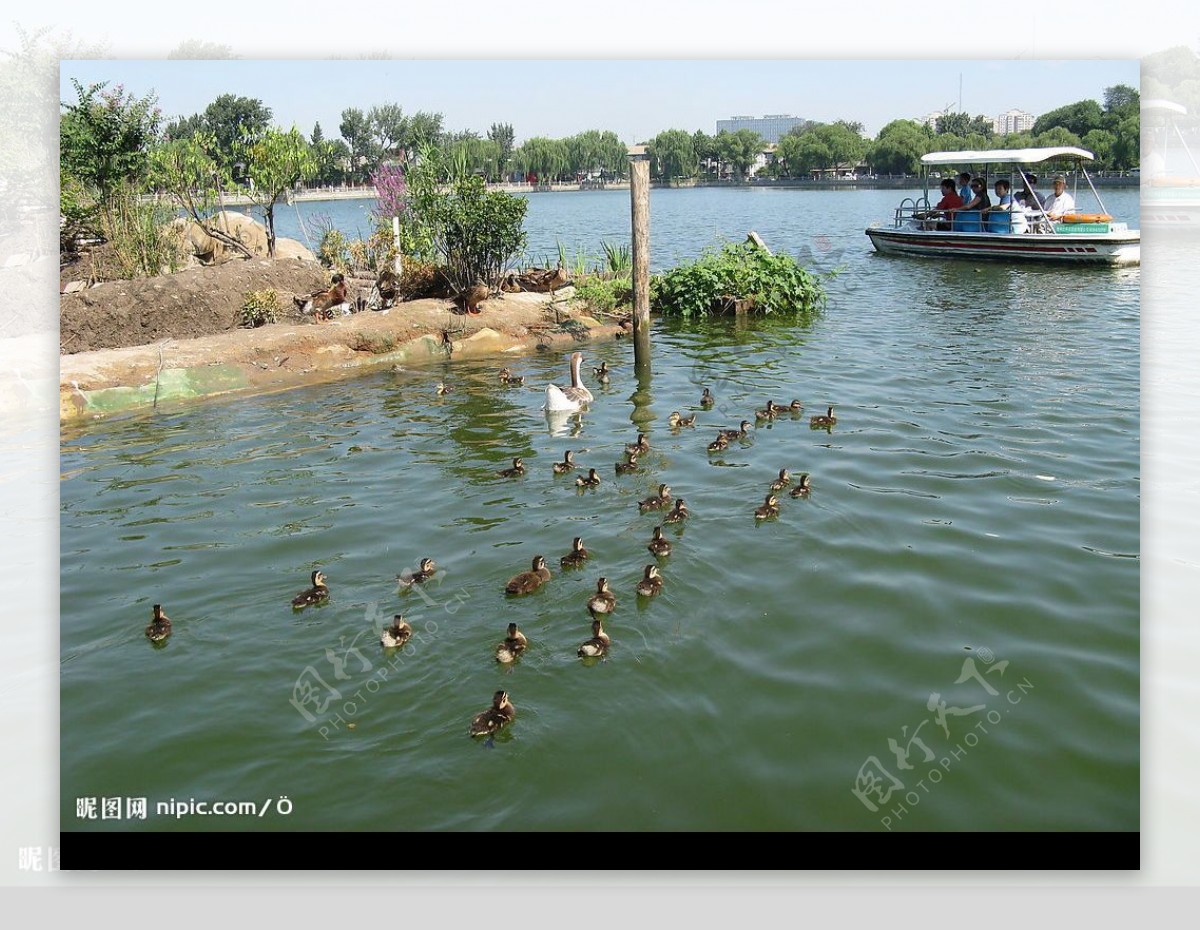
921,147 -> 1094,166
1143,99 -> 1188,115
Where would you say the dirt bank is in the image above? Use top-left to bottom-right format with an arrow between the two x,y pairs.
59,258 -> 627,425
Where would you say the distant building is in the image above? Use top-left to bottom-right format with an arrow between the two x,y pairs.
994,108 -> 1035,134
716,114 -> 806,143
920,111 -> 946,130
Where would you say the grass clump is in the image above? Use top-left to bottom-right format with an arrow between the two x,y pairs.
239,289 -> 281,328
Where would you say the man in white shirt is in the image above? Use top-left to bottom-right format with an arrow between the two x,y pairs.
1042,175 -> 1076,219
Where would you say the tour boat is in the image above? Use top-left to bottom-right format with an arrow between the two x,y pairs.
865,147 -> 1140,266
1141,99 -> 1200,230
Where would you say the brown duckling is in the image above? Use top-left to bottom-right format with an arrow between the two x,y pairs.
586,577 -> 617,617
769,468 -> 792,492
637,483 -> 672,512
469,690 -> 515,737
144,604 -> 172,642
708,432 -> 730,454
560,536 -> 591,568
625,433 -> 650,456
461,283 -> 490,315
785,399 -> 804,413
292,570 -> 330,609
593,362 -> 611,384
576,467 -> 602,489
552,450 -> 578,475
662,498 -> 689,524
615,452 -> 639,475
398,557 -> 437,587
789,473 -> 813,498
380,614 -> 413,649
720,420 -> 754,440
636,564 -> 664,598
700,387 -> 715,408
495,622 -> 528,664
498,457 -> 526,478
810,406 -> 838,428
577,618 -> 611,658
668,411 -> 696,428
754,494 -> 781,520
435,382 -> 451,396
755,400 -> 783,421
647,525 -> 672,557
505,555 -> 552,595
498,367 -> 525,386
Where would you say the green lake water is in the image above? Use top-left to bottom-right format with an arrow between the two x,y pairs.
61,188 -> 1139,832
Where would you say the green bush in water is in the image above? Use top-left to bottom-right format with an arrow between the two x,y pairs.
651,240 -> 829,317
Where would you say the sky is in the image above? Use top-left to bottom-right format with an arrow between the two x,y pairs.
58,59 -> 1140,145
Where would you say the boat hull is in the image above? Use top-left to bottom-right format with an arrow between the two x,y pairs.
865,227 -> 1140,266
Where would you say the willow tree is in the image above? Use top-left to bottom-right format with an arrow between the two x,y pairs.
242,126 -> 317,257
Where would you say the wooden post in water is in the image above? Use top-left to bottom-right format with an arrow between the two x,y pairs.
628,145 -> 652,374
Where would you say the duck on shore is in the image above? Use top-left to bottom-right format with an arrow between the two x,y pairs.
295,274 -> 349,321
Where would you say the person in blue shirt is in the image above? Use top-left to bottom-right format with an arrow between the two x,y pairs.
957,171 -> 973,204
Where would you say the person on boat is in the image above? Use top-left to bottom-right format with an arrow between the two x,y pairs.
982,179 -> 1028,233
917,179 -> 963,229
1016,173 -> 1044,208
1042,175 -> 1076,220
959,177 -> 991,212
957,171 -> 973,204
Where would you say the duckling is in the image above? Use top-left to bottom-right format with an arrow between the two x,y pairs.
593,362 -> 611,384
498,367 -> 525,386
577,618 -> 611,658
668,411 -> 696,428
615,452 -> 639,475
754,494 -> 781,520
720,420 -> 754,440
380,614 -> 413,649
144,604 -> 172,642
637,483 -> 672,512
552,450 -> 577,475
398,557 -> 437,587
769,468 -> 792,492
576,467 -> 602,489
435,382 -> 451,396
469,690 -> 515,738
810,406 -> 838,428
789,473 -> 813,498
700,387 -> 715,408
755,400 -> 782,421
647,525 -> 672,557
662,498 -> 689,524
586,577 -> 617,617
636,564 -> 664,598
495,622 -> 529,664
560,536 -> 591,569
498,457 -> 525,478
625,433 -> 650,456
708,432 -> 730,454
292,570 -> 329,609
785,399 -> 804,413
505,555 -> 552,595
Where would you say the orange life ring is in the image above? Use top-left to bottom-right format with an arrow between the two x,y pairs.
1059,213 -> 1112,224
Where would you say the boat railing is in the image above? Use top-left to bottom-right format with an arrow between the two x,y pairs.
893,196 -> 929,228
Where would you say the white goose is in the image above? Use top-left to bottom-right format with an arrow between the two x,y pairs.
543,351 -> 594,412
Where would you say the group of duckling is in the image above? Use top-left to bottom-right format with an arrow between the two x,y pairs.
148,356 -> 837,743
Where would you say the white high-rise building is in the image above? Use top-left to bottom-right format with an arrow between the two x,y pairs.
994,108 -> 1035,134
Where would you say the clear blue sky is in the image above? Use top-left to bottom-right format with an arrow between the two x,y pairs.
59,59 -> 1139,145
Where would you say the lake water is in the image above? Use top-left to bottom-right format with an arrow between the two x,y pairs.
61,187 -> 1139,833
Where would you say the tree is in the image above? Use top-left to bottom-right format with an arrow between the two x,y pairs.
406,111 -> 444,155
241,127 -> 317,256
339,107 -> 376,183
1032,99 -> 1103,138
202,94 -> 272,172
716,128 -> 764,180
60,79 -> 162,199
148,132 -> 254,260
488,122 -> 515,176
1082,128 -> 1116,168
867,119 -> 931,175
311,122 -> 324,145
310,138 -> 349,186
369,103 -> 409,159
692,130 -> 717,176
1103,84 -> 1139,117
417,174 -> 528,293
935,111 -> 993,138
164,112 -> 205,143
514,136 -> 568,184
778,122 -> 864,175
565,129 -> 627,179
649,129 -> 697,181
